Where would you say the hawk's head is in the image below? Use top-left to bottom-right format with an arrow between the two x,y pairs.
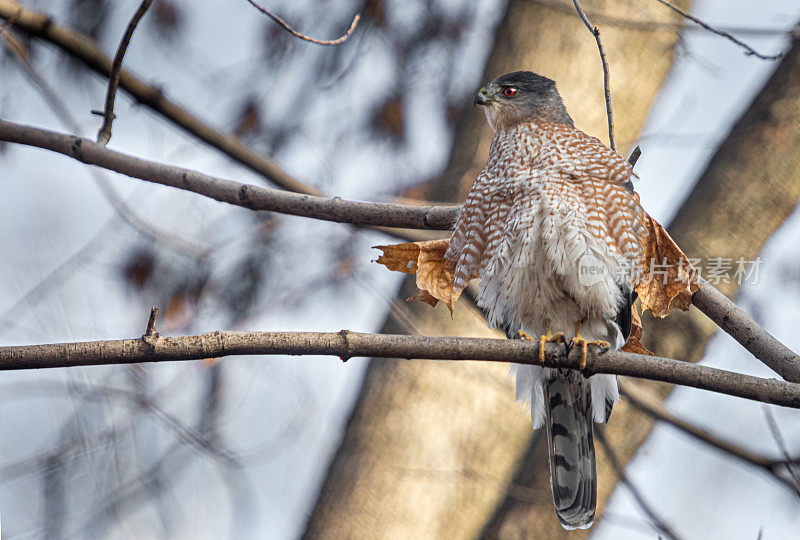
474,71 -> 574,132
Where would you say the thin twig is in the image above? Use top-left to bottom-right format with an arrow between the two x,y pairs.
144,306 -> 158,337
763,406 -> 800,493
531,0 -> 793,37
627,145 -> 642,166
571,0 -> 616,150
2,331 -> 800,409
595,427 -> 683,540
96,0 -> 153,146
244,0 -> 359,46
620,379 -> 800,493
653,0 -> 783,61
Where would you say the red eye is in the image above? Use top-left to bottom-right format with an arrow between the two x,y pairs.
502,87 -> 517,97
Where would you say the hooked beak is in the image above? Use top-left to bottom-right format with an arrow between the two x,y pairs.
474,86 -> 492,106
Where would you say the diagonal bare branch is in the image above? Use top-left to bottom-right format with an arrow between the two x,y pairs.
692,281 -> 800,382
763,407 -> 800,493
0,118 -> 459,230
620,379 -> 800,493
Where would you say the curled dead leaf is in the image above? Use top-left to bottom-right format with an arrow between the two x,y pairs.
621,303 -> 653,355
637,213 -> 700,318
374,239 -> 462,315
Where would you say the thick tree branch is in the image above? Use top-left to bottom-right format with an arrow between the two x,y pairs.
2,331 -> 800,409
0,119 -> 459,230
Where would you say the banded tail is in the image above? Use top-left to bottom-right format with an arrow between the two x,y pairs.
544,370 -> 597,530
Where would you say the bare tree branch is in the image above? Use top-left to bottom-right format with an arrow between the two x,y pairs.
96,0 -> 153,145
571,0 -> 615,150
692,281 -> 800,382
653,0 -> 784,61
627,145 -> 642,167
0,0 -> 318,195
2,330 -> 800,409
244,0 -> 359,46
0,119 -> 459,230
144,306 -> 158,337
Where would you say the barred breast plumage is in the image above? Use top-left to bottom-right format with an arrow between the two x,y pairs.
446,119 -> 645,530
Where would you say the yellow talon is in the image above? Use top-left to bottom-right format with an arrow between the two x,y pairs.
519,329 -> 564,363
570,322 -> 610,370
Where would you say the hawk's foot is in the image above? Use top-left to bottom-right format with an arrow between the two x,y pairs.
519,330 -> 565,363
570,333 -> 611,370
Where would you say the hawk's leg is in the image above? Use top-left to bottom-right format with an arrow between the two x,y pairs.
519,324 -> 565,363
571,321 -> 610,370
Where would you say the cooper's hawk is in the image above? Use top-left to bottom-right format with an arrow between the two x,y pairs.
445,72 -> 645,529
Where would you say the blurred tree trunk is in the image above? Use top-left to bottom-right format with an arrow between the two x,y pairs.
484,23 -> 800,539
302,1 -> 690,538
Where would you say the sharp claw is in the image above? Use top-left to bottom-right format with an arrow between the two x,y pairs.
539,334 -> 546,363
518,330 -> 563,364
571,336 -> 611,370
580,341 -> 588,370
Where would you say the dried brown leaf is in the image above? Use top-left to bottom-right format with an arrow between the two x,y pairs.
621,303 -> 653,355
637,213 -> 700,318
374,239 -> 462,315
